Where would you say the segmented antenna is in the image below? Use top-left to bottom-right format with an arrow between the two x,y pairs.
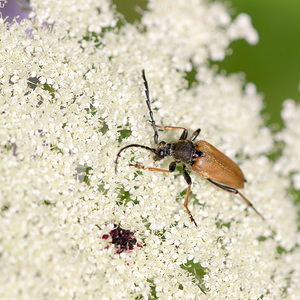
142,70 -> 159,144
114,144 -> 156,174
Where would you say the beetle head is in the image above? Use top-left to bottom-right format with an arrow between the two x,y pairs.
153,141 -> 172,161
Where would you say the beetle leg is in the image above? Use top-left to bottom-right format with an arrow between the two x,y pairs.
154,125 -> 188,140
207,179 -> 265,221
183,165 -> 198,226
130,163 -> 170,173
169,161 -> 177,172
130,161 -> 177,173
190,128 -> 201,141
179,129 -> 188,140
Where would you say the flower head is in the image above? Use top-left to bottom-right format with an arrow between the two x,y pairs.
0,0 -> 299,299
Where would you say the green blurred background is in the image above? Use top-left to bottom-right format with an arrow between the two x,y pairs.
113,0 -> 300,129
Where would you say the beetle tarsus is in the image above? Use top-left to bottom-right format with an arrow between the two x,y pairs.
237,191 -> 265,221
190,215 -> 198,227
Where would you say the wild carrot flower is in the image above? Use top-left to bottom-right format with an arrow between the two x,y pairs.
0,0 -> 299,299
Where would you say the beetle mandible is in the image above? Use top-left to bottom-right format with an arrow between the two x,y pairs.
115,70 -> 265,226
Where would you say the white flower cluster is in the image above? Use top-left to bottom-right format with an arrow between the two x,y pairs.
0,0 -> 299,299
276,99 -> 300,190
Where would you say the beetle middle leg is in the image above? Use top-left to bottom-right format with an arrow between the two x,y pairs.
130,161 -> 197,226
182,164 -> 198,227
207,179 -> 265,220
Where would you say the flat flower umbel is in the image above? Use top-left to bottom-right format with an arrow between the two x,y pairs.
1,0 -> 299,299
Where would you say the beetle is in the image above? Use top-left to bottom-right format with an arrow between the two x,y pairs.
115,70 -> 265,226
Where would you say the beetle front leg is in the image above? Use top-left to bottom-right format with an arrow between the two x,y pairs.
129,164 -> 170,173
130,161 -> 176,173
190,129 -> 201,141
154,124 -> 188,140
183,165 -> 197,227
207,179 -> 265,221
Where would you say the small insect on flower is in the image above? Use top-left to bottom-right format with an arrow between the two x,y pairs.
115,70 -> 265,226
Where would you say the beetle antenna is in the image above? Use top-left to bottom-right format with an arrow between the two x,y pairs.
115,144 -> 156,174
142,70 -> 159,145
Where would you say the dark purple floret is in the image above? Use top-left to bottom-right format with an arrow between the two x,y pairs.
109,224 -> 137,254
98,224 -> 140,254
102,234 -> 109,240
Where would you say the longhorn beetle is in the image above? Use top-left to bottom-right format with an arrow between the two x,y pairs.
115,70 -> 265,226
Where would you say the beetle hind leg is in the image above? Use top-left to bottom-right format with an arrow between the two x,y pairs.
237,191 -> 265,221
207,179 -> 265,221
